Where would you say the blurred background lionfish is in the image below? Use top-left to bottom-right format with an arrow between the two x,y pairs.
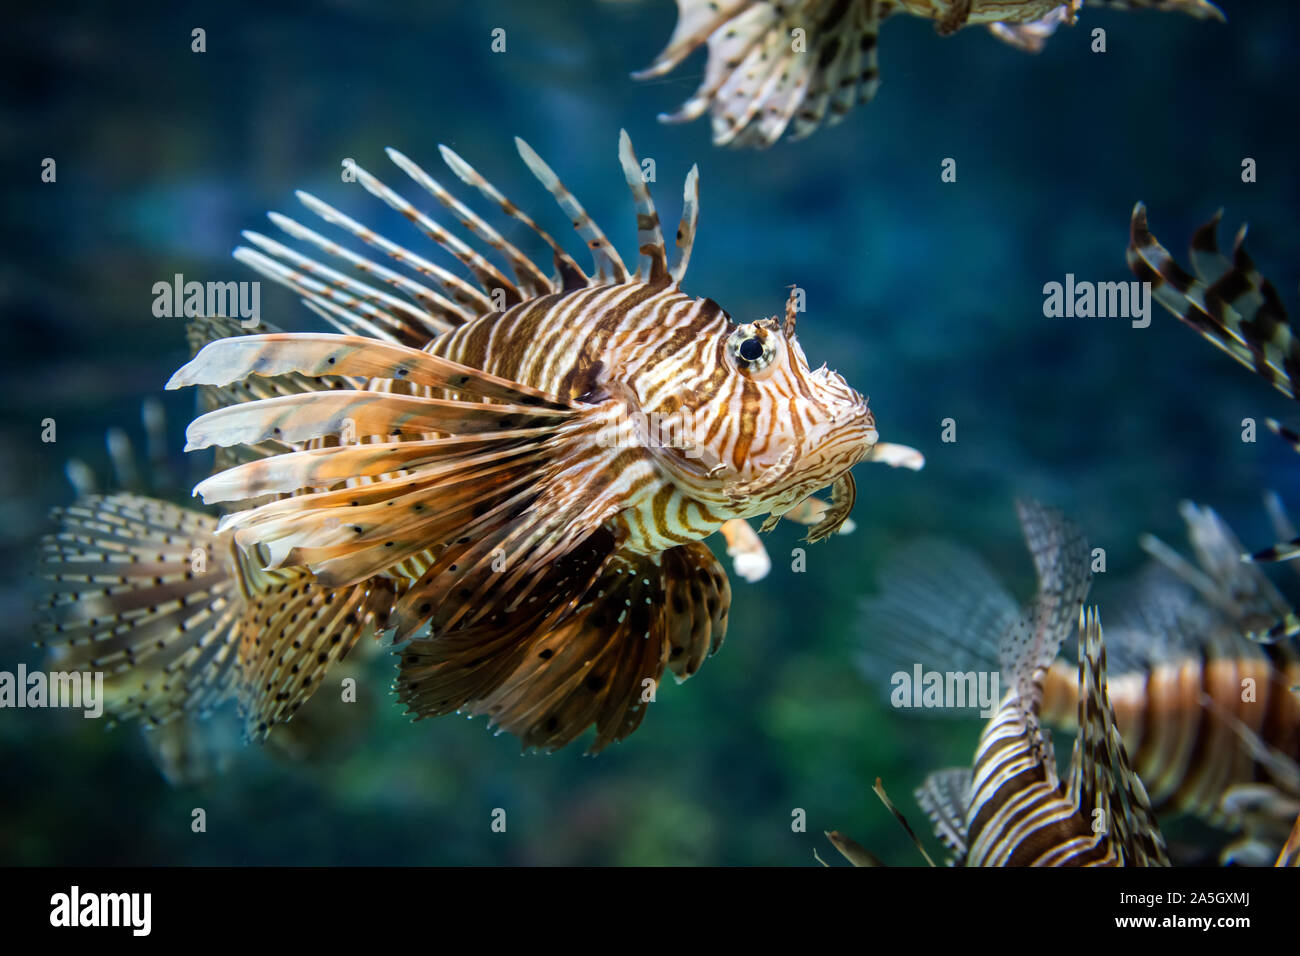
635,0 -> 1223,148
1127,202 -> 1300,862
852,498 -> 1300,864
37,130 -> 924,761
831,501 -> 1171,866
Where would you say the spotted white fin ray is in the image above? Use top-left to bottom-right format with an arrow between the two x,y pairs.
513,137 -> 629,284
436,144 -> 590,290
616,130 -> 670,284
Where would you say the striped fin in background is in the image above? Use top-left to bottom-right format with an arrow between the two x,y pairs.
859,497 -> 1300,860
634,1 -> 1220,148
1128,203 -> 1300,639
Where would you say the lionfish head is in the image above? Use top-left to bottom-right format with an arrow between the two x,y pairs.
655,292 -> 877,518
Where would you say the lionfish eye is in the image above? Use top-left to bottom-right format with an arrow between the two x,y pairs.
727,326 -> 776,373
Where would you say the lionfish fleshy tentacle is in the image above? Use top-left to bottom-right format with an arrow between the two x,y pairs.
987,2 -> 1080,53
935,0 -> 973,35
718,518 -> 772,583
804,472 -> 855,543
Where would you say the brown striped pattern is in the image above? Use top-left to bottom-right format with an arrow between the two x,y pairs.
162,132 -> 883,750
636,1 -> 1219,148
961,608 -> 1169,866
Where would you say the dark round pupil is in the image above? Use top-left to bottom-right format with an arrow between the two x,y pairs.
738,337 -> 764,362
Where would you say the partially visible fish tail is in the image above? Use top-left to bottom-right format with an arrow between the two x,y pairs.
37,492 -> 395,743
37,494 -> 242,724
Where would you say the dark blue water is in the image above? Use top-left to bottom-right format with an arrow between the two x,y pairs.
1,0 -> 1296,864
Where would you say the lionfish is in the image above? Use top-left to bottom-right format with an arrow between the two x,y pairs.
837,500 -> 1169,865
1130,205 -> 1300,640
639,0 -> 1227,147
857,498 -> 1300,863
635,0 -> 1223,148
40,131 -> 921,755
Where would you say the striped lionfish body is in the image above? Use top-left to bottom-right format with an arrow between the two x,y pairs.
635,0 -> 1222,148
131,130 -> 915,754
858,499 -> 1300,861
910,502 -> 1168,866
956,607 -> 1169,865
1038,502 -> 1300,853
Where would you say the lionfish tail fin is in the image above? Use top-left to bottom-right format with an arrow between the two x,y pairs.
396,540 -> 730,753
37,494 -> 241,724
36,493 -> 396,743
1068,606 -> 1170,867
637,0 -> 883,148
1128,203 -> 1296,400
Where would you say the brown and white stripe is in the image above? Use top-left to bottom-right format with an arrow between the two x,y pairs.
635,1 -> 1220,148
158,129 -> 885,751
